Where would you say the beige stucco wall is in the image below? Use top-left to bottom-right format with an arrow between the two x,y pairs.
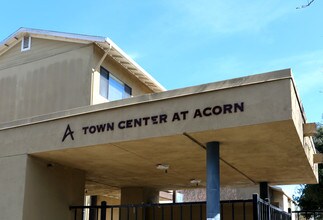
0,155 -> 85,220
0,76 -> 292,156
290,80 -> 318,181
0,38 -> 93,124
0,38 -> 155,124
0,155 -> 27,220
22,157 -> 85,220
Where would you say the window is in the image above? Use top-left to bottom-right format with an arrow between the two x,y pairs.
99,67 -> 132,101
21,36 -> 31,51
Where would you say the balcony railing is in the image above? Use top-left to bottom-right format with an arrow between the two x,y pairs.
70,194 -> 291,220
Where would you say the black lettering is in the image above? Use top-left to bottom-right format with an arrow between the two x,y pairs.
180,111 -> 189,120
212,106 -> 222,115
193,109 -> 203,118
142,117 -> 150,126
82,126 -> 89,134
151,116 -> 158,124
96,124 -> 106,132
223,104 -> 233,114
106,122 -> 114,131
62,124 -> 74,142
134,118 -> 142,127
126,119 -> 133,128
159,114 -> 167,123
234,102 -> 244,112
89,126 -> 96,134
203,107 -> 212,116
172,112 -> 181,121
118,121 -> 126,129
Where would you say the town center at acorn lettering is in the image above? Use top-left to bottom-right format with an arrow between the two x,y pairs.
80,102 -> 244,135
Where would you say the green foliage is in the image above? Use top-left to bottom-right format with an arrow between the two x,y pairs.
294,123 -> 323,211
314,124 -> 323,153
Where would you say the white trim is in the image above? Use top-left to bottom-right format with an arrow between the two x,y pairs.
21,36 -> 31,51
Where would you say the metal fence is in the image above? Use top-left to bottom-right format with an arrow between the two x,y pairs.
70,194 -> 291,220
253,194 -> 291,220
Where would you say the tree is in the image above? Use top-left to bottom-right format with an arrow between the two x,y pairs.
294,124 -> 323,213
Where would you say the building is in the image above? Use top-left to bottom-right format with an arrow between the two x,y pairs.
0,28 -> 321,220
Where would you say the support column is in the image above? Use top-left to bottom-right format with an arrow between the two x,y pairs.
259,182 -> 269,200
206,141 -> 220,220
23,156 -> 85,220
89,196 -> 98,220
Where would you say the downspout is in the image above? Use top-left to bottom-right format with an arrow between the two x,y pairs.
90,43 -> 112,104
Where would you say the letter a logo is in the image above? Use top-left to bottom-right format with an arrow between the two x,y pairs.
62,124 -> 75,142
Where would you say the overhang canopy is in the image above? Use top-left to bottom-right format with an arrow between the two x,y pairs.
0,69 -> 318,194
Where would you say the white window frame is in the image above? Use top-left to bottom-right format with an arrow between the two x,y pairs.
21,36 -> 31,52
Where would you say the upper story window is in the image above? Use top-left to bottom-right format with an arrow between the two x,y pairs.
99,67 -> 132,101
21,36 -> 31,52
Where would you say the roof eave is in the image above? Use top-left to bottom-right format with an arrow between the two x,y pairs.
0,28 -> 166,93
97,39 -> 166,93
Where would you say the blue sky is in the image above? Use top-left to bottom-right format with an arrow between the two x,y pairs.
0,0 -> 322,197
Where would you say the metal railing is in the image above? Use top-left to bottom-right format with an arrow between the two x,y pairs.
70,201 -> 206,220
253,194 -> 291,220
292,210 -> 323,220
70,194 -> 291,220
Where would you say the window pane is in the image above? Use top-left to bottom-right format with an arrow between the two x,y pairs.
124,84 -> 132,98
108,76 -> 124,101
99,69 -> 109,99
99,67 -> 132,102
23,36 -> 30,49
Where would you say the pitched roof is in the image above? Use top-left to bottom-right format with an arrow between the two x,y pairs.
0,28 -> 165,92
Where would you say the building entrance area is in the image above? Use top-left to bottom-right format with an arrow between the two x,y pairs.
5,70 -> 316,220
1,68 -> 318,220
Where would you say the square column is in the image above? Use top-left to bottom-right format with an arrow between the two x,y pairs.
206,141 -> 220,220
260,182 -> 269,200
0,155 -> 85,220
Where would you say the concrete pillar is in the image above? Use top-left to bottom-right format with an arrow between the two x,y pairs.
23,156 -> 85,220
120,187 -> 159,204
0,155 -> 27,220
0,155 -> 85,220
206,141 -> 220,220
